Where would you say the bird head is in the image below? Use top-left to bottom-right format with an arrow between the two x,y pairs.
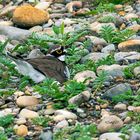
47,46 -> 66,62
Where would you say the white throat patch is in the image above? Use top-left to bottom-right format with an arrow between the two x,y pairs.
58,55 -> 65,61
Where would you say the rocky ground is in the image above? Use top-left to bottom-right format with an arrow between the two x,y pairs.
0,0 -> 140,140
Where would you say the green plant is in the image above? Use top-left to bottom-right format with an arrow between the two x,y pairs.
54,124 -> 98,140
34,79 -> 86,109
0,132 -> 8,140
93,71 -> 108,93
99,25 -> 135,44
18,76 -> 33,90
120,123 -> 140,134
112,90 -> 133,103
130,18 -> 140,24
123,62 -> 140,79
28,24 -> 89,48
87,3 -> 115,15
0,115 -> 14,128
98,16 -> 117,23
32,116 -> 52,127
70,54 -> 116,77
127,111 -> 140,123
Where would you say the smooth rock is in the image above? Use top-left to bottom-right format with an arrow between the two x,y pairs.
127,24 -> 140,32
133,66 -> 140,77
81,53 -> 109,63
39,131 -> 53,140
19,109 -> 39,119
97,115 -> 123,133
66,1 -> 82,13
44,108 -> 55,115
16,125 -> 28,136
0,6 -> 17,17
114,103 -> 127,111
54,109 -> 77,121
14,91 -> 24,97
29,26 -> 43,32
55,120 -> 69,129
0,21 -> 13,26
28,49 -> 45,59
0,108 -> 12,117
130,132 -> 140,140
99,132 -> 129,140
124,116 -> 132,124
74,70 -> 96,83
87,36 -> 107,46
118,40 -> 140,52
90,22 -> 116,33
0,25 -> 31,41
13,5 -> 49,27
16,96 -> 39,107
114,52 -> 140,63
16,118 -> 27,125
35,2 -> 51,10
124,13 -> 138,21
133,106 -> 140,112
101,44 -> 115,53
97,64 -> 125,79
68,90 -> 91,105
103,83 -> 132,100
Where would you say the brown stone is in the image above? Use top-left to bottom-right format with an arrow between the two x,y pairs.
13,5 -> 49,27
16,96 -> 39,107
97,115 -> 123,133
118,40 -> 140,52
16,125 -> 28,136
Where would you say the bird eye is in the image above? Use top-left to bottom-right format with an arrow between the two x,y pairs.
56,50 -> 62,54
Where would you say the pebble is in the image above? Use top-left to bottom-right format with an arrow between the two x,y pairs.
29,26 -> 43,32
54,120 -> 69,129
54,109 -> 77,122
118,40 -> 140,52
101,44 -> 115,53
19,109 -> 39,119
114,103 -> 127,111
15,125 -> 28,136
0,21 -> 13,26
127,24 -> 140,32
13,5 -> 49,27
0,25 -> 31,41
87,36 -> 107,47
130,132 -> 140,140
103,83 -> 132,100
114,52 -> 140,63
99,132 -> 129,140
124,116 -> 132,124
39,131 -> 53,140
66,1 -> 82,13
97,115 -> 123,133
15,118 -> 27,125
74,70 -> 96,84
133,66 -> 140,77
124,13 -> 138,21
35,2 -> 51,10
90,22 -> 116,33
81,53 -> 109,63
44,108 -> 55,115
68,90 -> 91,106
14,91 -> 24,97
97,64 -> 125,79
16,96 -> 39,107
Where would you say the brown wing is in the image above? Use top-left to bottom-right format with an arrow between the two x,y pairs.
27,56 -> 67,83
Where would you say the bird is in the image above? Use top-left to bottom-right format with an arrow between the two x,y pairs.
7,46 -> 70,84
